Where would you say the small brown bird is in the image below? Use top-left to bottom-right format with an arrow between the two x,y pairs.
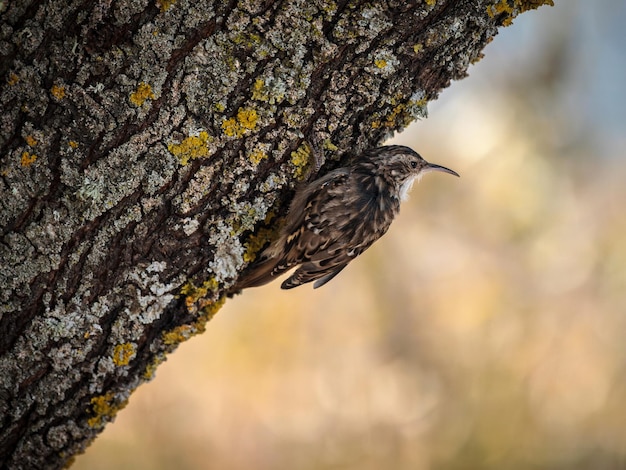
237,145 -> 459,290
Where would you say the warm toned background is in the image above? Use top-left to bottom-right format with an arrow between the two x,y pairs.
75,1 -> 626,469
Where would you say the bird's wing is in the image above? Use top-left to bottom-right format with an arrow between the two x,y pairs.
234,169 -> 352,290
280,228 -> 378,289
278,169 -> 390,289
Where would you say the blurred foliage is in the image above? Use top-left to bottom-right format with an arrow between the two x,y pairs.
75,2 -> 626,469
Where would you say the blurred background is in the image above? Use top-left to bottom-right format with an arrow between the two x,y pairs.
75,1 -> 626,469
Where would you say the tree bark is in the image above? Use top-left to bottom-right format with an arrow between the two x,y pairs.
0,0 -> 552,468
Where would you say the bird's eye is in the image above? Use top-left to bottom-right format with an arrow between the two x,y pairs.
410,160 -> 417,169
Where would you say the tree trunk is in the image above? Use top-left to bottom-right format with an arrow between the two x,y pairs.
0,0 -> 552,468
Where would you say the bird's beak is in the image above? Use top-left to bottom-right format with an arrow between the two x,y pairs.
424,162 -> 460,177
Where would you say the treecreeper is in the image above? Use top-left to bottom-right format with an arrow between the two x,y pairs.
236,145 -> 459,291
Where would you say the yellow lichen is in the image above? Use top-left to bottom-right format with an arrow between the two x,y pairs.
290,142 -> 311,180
471,51 -> 486,65
237,108 -> 258,130
161,295 -> 226,347
87,392 -> 128,428
20,151 -> 37,167
221,117 -> 239,136
228,205 -> 261,237
251,79 -> 268,101
162,324 -> 195,345
7,72 -> 19,85
374,59 -> 387,69
180,278 -> 220,313
490,0 -> 515,25
232,32 -> 261,47
167,131 -> 212,165
248,148 -> 268,165
425,0 -> 436,5
383,104 -> 406,128
214,102 -> 225,112
243,226 -> 278,263
222,107 -> 259,137
199,296 -> 225,324
251,78 -> 283,103
25,135 -> 37,147
371,97 -> 427,130
412,97 -> 428,109
129,82 -> 155,106
50,85 -> 65,100
323,139 -> 338,152
142,354 -> 166,381
487,0 -> 553,26
516,0 -> 554,12
157,0 -> 176,12
206,277 -> 220,291
112,343 -> 135,366
68,140 -> 79,149
413,43 -> 423,54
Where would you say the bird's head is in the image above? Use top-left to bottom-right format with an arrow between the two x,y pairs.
368,145 -> 459,200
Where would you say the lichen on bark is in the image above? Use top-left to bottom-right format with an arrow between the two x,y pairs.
0,0 -> 552,467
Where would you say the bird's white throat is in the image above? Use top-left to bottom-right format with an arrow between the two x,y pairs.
399,173 -> 423,200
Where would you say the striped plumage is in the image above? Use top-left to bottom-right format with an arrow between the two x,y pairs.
236,145 -> 459,290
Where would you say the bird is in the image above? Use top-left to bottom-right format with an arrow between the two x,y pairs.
235,145 -> 459,290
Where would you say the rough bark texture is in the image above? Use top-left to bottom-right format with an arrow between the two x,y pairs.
0,0 -> 552,468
